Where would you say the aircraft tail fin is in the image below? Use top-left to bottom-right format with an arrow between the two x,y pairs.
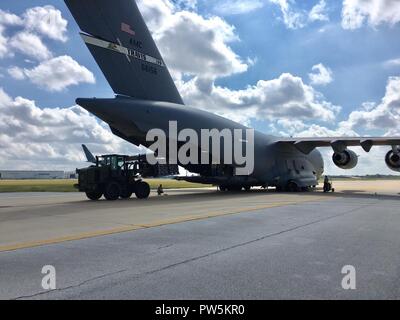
65,0 -> 184,105
82,144 -> 96,163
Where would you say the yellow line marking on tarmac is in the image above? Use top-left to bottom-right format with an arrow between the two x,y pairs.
0,196 -> 328,253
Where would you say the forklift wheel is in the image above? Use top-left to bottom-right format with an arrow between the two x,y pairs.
104,182 -> 121,201
120,190 -> 133,199
135,181 -> 151,199
85,191 -> 103,201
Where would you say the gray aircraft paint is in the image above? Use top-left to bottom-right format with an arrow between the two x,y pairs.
65,0 -> 183,105
65,0 -> 399,189
82,144 -> 96,163
77,96 -> 323,187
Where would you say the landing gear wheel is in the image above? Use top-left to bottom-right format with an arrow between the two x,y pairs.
135,181 -> 151,199
104,182 -> 121,201
86,191 -> 103,201
286,181 -> 299,192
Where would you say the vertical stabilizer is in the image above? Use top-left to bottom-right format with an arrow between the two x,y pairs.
65,0 -> 184,105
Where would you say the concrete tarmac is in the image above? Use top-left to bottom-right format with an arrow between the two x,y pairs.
0,180 -> 399,299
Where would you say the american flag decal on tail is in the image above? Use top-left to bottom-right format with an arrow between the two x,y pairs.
121,22 -> 135,36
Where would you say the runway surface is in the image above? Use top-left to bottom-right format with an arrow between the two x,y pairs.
0,180 -> 399,299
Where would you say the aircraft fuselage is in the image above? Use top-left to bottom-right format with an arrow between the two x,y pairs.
77,96 -> 324,189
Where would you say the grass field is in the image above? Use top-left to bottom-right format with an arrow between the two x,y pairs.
0,179 -> 210,193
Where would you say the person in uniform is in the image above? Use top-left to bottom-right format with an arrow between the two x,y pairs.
323,176 -> 331,192
157,184 -> 164,196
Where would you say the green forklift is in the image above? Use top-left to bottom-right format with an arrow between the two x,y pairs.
76,146 -> 178,201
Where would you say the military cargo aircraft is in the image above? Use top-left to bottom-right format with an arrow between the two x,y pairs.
65,0 -> 400,192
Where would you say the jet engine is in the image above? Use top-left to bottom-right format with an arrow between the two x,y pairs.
385,149 -> 400,172
332,149 -> 358,170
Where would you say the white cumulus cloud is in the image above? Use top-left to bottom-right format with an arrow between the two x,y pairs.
0,9 -> 23,26
0,88 -> 141,170
309,0 -> 329,22
10,32 -> 53,61
309,63 -> 333,86
0,5 -> 69,61
8,66 -> 26,80
340,76 -> 400,131
270,0 -> 307,29
270,0 -> 329,29
10,56 -> 95,92
22,5 -> 68,42
0,26 -> 8,58
179,73 -> 340,124
342,0 -> 400,29
138,0 -> 248,79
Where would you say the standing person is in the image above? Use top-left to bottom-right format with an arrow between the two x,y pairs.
157,184 -> 164,196
323,176 -> 331,192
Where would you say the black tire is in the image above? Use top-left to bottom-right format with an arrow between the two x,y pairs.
219,185 -> 227,191
286,181 -> 299,192
86,191 -> 103,201
104,182 -> 121,201
120,189 -> 133,199
227,186 -> 242,192
135,181 -> 151,199
244,186 -> 251,191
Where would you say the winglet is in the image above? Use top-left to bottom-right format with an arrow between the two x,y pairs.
82,144 -> 96,163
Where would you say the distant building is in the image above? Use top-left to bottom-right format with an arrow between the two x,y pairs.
0,171 -> 66,180
65,171 -> 78,179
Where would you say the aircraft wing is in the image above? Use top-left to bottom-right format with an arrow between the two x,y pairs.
276,137 -> 400,154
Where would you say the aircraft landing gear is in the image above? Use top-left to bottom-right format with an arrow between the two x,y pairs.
218,185 -> 251,192
286,181 -> 299,192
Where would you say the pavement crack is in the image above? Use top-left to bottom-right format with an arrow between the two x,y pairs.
11,203 -> 373,299
13,268 -> 128,300
126,204 -> 373,281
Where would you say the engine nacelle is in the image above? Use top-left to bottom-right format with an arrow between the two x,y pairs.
385,150 -> 400,172
332,149 -> 358,170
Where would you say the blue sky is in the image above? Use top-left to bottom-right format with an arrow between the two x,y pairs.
0,0 -> 399,174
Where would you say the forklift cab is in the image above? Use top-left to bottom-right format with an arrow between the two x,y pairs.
97,155 -> 128,171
